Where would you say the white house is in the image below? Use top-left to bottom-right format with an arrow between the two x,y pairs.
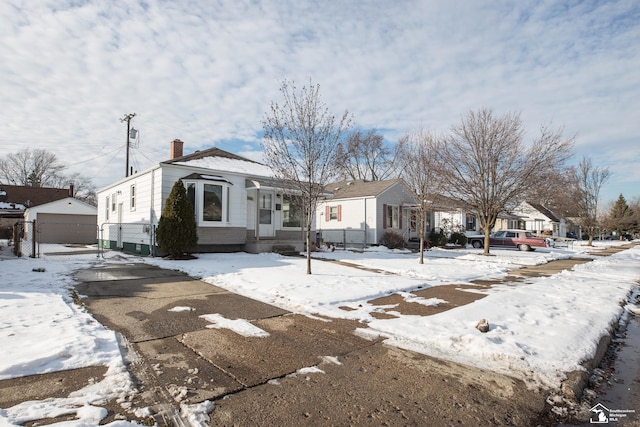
24,197 -> 97,244
511,201 -> 566,237
316,179 -> 416,247
96,140 -> 308,255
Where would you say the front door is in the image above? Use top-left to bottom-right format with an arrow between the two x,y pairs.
259,192 -> 274,237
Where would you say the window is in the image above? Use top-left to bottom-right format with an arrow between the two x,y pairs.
186,183 -> 196,213
105,196 -> 109,221
283,195 -> 302,227
203,184 -> 223,222
130,184 -> 136,210
329,206 -> 339,220
111,193 -> 116,212
183,181 -> 229,225
386,205 -> 399,229
466,214 -> 477,231
325,205 -> 341,221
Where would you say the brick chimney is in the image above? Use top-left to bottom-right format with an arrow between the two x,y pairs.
170,139 -> 184,159
68,183 -> 74,198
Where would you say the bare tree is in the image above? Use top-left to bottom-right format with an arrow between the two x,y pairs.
48,172 -> 97,206
573,156 -> 610,245
262,79 -> 351,274
397,129 -> 443,263
0,148 -> 65,187
0,148 -> 97,205
438,108 -> 574,254
336,129 -> 399,181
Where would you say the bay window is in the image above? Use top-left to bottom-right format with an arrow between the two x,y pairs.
183,180 -> 230,225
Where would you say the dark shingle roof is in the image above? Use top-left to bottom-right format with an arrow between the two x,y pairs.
528,203 -> 561,222
0,185 -> 69,208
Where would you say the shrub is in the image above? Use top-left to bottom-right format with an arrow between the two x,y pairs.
381,230 -> 406,249
448,232 -> 468,246
156,180 -> 198,258
428,229 -> 447,247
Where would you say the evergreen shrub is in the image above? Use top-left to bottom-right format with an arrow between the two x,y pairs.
428,229 -> 447,247
381,230 -> 406,249
448,232 -> 468,246
156,180 -> 198,258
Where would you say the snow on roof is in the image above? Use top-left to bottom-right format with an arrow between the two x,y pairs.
173,156 -> 274,178
0,202 -> 25,210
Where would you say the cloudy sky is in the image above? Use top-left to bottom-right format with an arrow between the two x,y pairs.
1,0 -> 638,203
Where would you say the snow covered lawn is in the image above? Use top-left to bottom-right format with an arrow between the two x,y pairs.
0,241 -> 638,425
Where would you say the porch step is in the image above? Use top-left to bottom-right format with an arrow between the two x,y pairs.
271,244 -> 299,256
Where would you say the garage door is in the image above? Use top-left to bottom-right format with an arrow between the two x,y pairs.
37,213 -> 98,244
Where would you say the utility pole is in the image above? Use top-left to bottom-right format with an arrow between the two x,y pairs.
120,113 -> 136,177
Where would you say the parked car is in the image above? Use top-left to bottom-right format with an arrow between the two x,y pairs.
468,230 -> 549,251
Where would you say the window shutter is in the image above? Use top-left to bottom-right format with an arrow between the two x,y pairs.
383,204 -> 387,229
399,207 -> 403,230
325,205 -> 330,221
337,205 -> 342,222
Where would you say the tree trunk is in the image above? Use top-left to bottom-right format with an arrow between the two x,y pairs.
306,227 -> 312,274
484,228 -> 491,255
419,214 -> 425,264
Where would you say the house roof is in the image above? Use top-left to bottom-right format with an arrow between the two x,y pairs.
0,185 -> 70,210
164,147 -> 273,178
164,147 -> 255,164
325,179 -> 404,199
527,202 -> 562,223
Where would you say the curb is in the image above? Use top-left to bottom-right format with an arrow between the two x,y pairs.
561,333 -> 612,401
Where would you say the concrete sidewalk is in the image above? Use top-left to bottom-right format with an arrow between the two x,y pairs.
67,262 -> 548,426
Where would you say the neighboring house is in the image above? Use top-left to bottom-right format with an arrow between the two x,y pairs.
24,198 -> 97,244
0,184 -> 75,239
493,212 -> 525,232
316,180 -> 484,247
96,139 -> 308,255
316,179 -> 416,246
429,199 -> 481,237
511,201 -> 566,237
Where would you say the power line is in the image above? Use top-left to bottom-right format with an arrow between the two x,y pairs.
90,145 -> 124,180
65,146 -> 122,167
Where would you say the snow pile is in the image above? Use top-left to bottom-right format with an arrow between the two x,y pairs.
0,258 -> 138,426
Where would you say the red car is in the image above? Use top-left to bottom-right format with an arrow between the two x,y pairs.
468,230 -> 549,251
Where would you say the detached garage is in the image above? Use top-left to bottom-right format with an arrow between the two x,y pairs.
24,198 -> 97,244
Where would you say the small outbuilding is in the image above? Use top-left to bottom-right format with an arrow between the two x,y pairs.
24,198 -> 97,244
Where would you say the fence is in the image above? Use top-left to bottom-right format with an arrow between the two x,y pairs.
11,221 -> 36,257
7,220 -> 102,259
99,222 -> 155,257
319,229 -> 368,250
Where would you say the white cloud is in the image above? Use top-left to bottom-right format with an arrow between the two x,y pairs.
0,0 -> 637,201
